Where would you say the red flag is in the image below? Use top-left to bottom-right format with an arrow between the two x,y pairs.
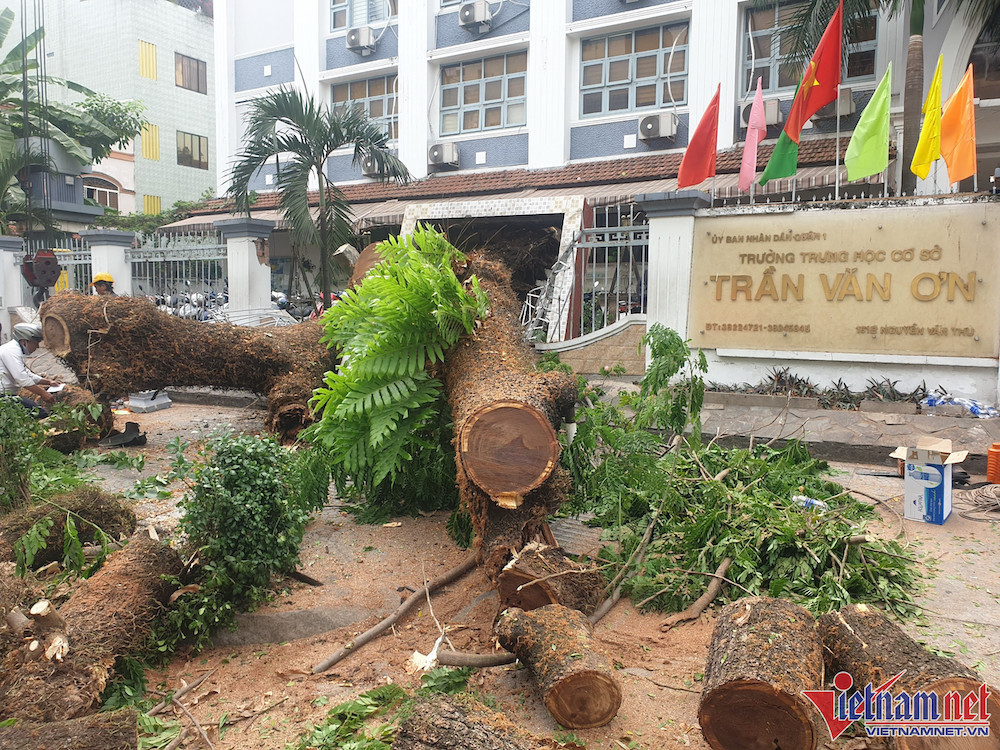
784,0 -> 843,143
677,84 -> 720,189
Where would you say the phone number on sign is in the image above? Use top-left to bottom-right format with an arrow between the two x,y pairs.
704,323 -> 811,333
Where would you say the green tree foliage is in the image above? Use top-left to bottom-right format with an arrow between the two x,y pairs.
78,94 -> 146,162
565,325 -> 919,618
0,397 -> 43,509
228,86 -> 409,306
307,226 -> 488,509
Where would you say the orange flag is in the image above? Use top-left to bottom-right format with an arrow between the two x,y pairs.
677,84 -> 721,189
940,64 -> 977,185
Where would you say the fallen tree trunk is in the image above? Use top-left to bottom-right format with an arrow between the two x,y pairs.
0,708 -> 138,750
818,603 -> 1000,750
698,596 -> 823,750
394,693 -> 547,750
38,293 -> 338,441
444,257 -> 576,511
495,604 -> 622,729
0,533 -> 182,722
444,257 -> 579,586
496,542 -> 604,615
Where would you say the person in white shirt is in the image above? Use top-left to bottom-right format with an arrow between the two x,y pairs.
0,322 -> 60,418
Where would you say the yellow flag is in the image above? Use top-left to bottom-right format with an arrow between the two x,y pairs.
910,56 -> 943,180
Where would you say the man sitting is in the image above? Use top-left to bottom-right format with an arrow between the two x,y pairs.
91,272 -> 116,296
0,323 -> 61,418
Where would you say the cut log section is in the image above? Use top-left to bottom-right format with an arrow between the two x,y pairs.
495,604 -> 622,729
38,293 -> 338,441
818,603 -> 1000,750
496,542 -> 604,615
0,533 -> 182,722
698,596 -> 823,750
444,257 -> 576,511
0,708 -> 138,750
393,693 -> 547,750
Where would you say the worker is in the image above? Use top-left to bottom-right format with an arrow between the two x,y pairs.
91,272 -> 116,296
0,323 -> 61,418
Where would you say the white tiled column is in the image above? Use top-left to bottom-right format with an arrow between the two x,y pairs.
79,230 -> 134,295
215,217 -> 275,313
528,0 -> 568,167
689,0 -> 740,150
0,236 -> 25,342
398,0 -> 431,179
636,191 -> 712,341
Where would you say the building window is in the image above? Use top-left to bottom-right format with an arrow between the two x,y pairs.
175,53 -> 208,94
743,2 -> 877,96
440,51 -> 527,136
141,123 -> 160,160
139,40 -> 157,80
332,74 -> 398,139
177,131 -> 209,169
331,0 -> 398,31
971,25 -> 1000,100
579,22 -> 689,118
144,195 -> 162,214
84,177 -> 119,210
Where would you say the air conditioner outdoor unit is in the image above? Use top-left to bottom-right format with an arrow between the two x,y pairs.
740,98 -> 782,128
459,1 -> 492,32
360,154 -> 379,177
814,87 -> 856,119
637,112 -> 678,141
428,142 -> 460,168
346,26 -> 376,55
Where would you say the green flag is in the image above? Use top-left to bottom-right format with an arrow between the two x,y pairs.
845,63 -> 892,182
759,131 -> 799,186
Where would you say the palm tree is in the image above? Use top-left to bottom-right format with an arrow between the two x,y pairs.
765,0 -> 1000,195
228,86 -> 409,307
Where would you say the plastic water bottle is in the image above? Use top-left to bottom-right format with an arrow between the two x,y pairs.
793,495 -> 828,511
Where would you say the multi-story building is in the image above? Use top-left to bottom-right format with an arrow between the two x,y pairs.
215,0 -> 997,196
40,0 -> 216,219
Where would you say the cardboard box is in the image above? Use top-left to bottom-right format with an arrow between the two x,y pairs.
889,438 -> 968,525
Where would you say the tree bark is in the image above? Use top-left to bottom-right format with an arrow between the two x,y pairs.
0,708 -> 138,750
900,33 -> 924,197
818,603 -> 1000,750
495,604 -> 622,729
0,533 -> 182,722
496,542 -> 604,616
394,694 -> 547,750
444,257 -> 576,511
698,596 -> 823,750
38,293 -> 338,441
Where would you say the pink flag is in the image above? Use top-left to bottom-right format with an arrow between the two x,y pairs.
739,78 -> 767,191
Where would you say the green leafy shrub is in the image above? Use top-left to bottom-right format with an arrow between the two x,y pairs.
0,397 -> 44,510
151,435 -> 324,654
306,225 -> 487,517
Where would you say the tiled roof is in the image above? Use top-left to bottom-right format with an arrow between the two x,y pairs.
194,136 -> 849,215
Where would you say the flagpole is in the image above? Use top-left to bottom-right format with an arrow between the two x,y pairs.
835,84 -> 841,200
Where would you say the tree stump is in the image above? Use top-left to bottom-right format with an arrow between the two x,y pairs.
495,604 -> 622,729
0,533 -> 182,721
38,293 -> 338,441
0,708 -> 138,750
818,603 -> 1000,750
698,596 -> 823,750
496,542 -> 604,616
393,693 -> 546,750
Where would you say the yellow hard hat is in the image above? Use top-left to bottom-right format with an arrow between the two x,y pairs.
91,272 -> 114,284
